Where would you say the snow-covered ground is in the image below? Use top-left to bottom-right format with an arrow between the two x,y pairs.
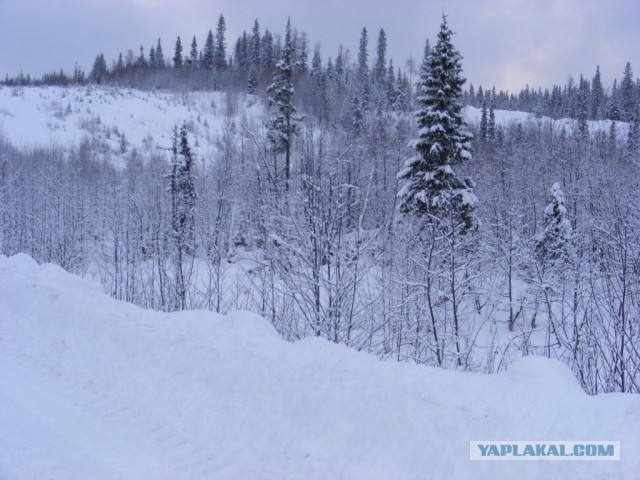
0,85 -> 262,165
0,86 -> 626,163
1,253 -> 638,479
463,104 -> 630,136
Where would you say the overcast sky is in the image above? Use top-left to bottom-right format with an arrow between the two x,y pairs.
1,0 -> 638,92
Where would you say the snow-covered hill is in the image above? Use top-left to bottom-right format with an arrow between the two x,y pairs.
0,253 -> 638,479
0,86 -> 627,164
463,104 -> 630,136
0,85 -> 262,165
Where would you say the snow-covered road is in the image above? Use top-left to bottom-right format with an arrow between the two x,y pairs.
0,340 -> 222,480
1,253 -> 639,479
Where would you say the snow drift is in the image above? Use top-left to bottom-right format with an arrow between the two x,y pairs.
0,253 -> 638,479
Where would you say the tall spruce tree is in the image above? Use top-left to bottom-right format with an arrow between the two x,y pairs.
577,75 -> 590,141
591,65 -> 604,119
189,36 -> 199,68
250,19 -> 261,72
170,124 -> 197,310
536,182 -> 574,271
266,17 -> 301,189
620,62 -> 636,122
375,28 -> 387,82
214,15 -> 227,69
173,36 -> 183,69
480,100 -> 488,141
397,15 -> 476,231
202,30 -> 215,70
155,39 -> 165,68
357,27 -> 369,78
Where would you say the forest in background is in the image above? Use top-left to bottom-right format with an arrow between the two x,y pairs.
1,15 -> 639,395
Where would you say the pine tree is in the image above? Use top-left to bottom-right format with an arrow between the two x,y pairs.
479,100 -> 488,141
577,75 -> 589,140
261,29 -> 274,72
116,53 -> 124,74
214,15 -> 227,69
296,32 -> 309,74
170,124 -> 197,310
247,67 -> 258,94
620,62 -> 636,122
397,15 -> 477,231
358,27 -> 369,78
607,81 -> 621,121
386,60 -> 395,107
173,36 -> 183,69
90,53 -> 108,84
155,39 -> 165,68
250,19 -> 261,72
235,32 -> 249,73
591,65 -> 604,119
415,39 -> 430,98
536,182 -> 574,270
202,30 -> 215,69
375,28 -> 387,82
626,106 -> 639,159
137,46 -> 147,68
266,18 -> 301,189
189,36 -> 199,68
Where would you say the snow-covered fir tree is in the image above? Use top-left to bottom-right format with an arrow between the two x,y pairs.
170,124 -> 197,310
266,17 -> 301,188
397,15 -> 477,232
480,100 -> 488,141
214,15 -> 227,70
202,30 -> 215,70
173,36 -> 183,69
536,182 -> 574,270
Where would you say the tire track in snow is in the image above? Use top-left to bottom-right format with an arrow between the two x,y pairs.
0,341 -> 222,479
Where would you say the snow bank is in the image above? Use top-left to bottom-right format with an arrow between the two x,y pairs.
0,253 -> 638,479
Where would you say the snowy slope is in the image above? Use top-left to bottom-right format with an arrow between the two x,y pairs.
463,105 -> 630,136
0,253 -> 638,479
0,85 -> 262,165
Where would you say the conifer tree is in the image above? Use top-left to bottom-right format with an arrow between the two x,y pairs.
170,124 -> 197,310
214,15 -> 227,69
375,28 -> 387,82
397,15 -> 477,231
607,81 -> 621,121
173,36 -> 183,69
591,65 -> 604,119
357,27 -> 369,78
116,53 -> 124,74
577,75 -> 589,140
250,19 -> 261,72
536,182 -> 574,270
261,30 -> 274,72
137,46 -> 147,68
156,39 -> 165,68
247,68 -> 258,94
266,17 -> 301,189
90,54 -> 108,84
480,100 -> 488,141
488,101 -> 496,141
189,36 -> 199,68
626,106 -> 639,159
620,62 -> 636,121
202,30 -> 215,69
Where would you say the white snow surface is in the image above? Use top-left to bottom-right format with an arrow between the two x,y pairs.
0,85 -> 262,165
1,253 -> 638,479
463,105 -> 630,137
